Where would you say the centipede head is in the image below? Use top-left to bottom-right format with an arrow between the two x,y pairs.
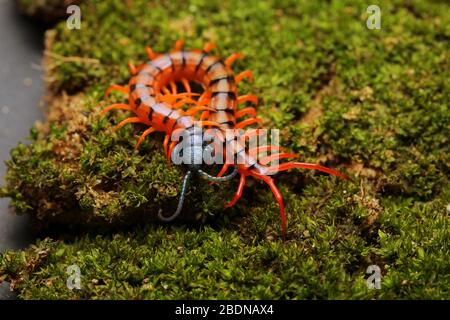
158,126 -> 238,222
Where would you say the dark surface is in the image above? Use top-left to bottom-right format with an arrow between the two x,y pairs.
0,1 -> 47,299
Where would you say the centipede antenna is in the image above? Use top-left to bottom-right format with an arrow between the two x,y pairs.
198,166 -> 238,182
158,171 -> 192,222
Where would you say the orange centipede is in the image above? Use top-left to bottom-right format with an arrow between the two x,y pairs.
101,40 -> 348,239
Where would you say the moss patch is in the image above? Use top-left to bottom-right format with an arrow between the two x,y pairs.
1,0 -> 449,299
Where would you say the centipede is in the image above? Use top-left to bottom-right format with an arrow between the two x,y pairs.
101,40 -> 348,239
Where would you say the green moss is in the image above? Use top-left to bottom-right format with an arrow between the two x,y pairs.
1,0 -> 449,299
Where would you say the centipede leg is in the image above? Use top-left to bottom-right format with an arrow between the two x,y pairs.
267,162 -> 349,180
197,120 -> 224,129
259,153 -> 298,166
173,98 -> 198,109
216,163 -> 230,177
135,127 -> 155,150
185,106 -> 215,117
100,103 -> 133,115
169,81 -> 177,94
113,117 -> 142,132
174,39 -> 184,51
237,94 -> 259,105
105,85 -> 129,97
167,140 -> 177,162
202,42 -> 216,53
197,92 -> 211,106
236,117 -> 263,129
163,134 -> 170,157
200,111 -> 210,121
158,95 -> 177,104
163,86 -> 171,95
236,107 -> 257,118
181,78 -> 191,94
174,92 -> 200,98
248,145 -> 283,159
235,70 -> 254,84
239,128 -> 262,142
224,174 -> 246,208
225,53 -> 244,67
145,46 -> 157,60
259,175 -> 286,239
128,62 -> 137,75
159,92 -> 200,104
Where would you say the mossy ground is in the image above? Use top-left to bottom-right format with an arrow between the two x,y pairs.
1,0 -> 449,299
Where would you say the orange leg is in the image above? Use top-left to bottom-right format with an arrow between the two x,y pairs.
163,86 -> 171,95
216,163 -> 231,178
181,78 -> 191,94
176,92 -> 200,98
157,94 -> 177,104
259,153 -> 298,166
202,42 -> 216,53
236,117 -> 263,129
105,85 -> 129,97
197,91 -> 212,119
100,103 -> 133,115
200,111 -> 210,121
159,92 -> 200,104
185,106 -> 215,116
236,107 -> 257,118
224,174 -> 246,208
170,81 -> 178,94
174,39 -> 184,51
197,120 -> 224,129
173,98 -> 197,109
248,146 -> 283,161
197,92 -> 211,106
163,134 -> 170,158
248,145 -> 283,159
225,53 -> 244,67
135,127 -> 155,150
145,46 -> 157,60
167,140 -> 177,162
128,62 -> 137,75
159,94 -> 179,104
235,70 -> 254,83
258,175 -> 287,240
237,94 -> 259,105
113,117 -> 142,132
239,128 -> 263,141
266,162 -> 349,180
